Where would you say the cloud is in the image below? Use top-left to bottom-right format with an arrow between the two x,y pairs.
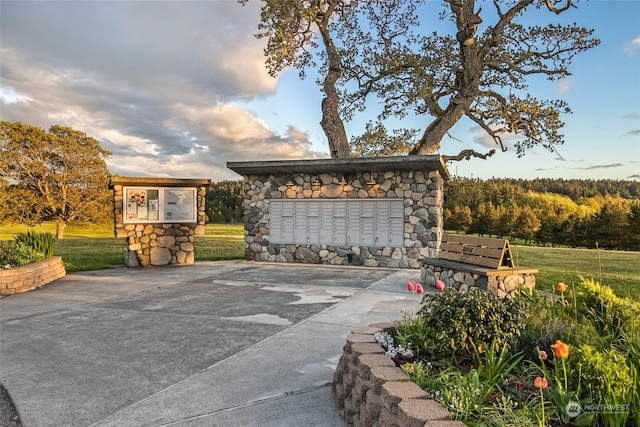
623,35 -> 640,56
468,125 -> 523,151
628,174 -> 640,180
573,163 -> 624,171
555,77 -> 572,96
0,1 -> 315,181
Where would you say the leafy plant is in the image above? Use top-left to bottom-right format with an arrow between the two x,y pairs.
575,345 -> 633,427
417,288 -> 527,358
394,314 -> 430,356
574,277 -> 640,343
0,241 -> 45,269
474,340 -> 524,391
430,368 -> 491,422
14,231 -> 55,258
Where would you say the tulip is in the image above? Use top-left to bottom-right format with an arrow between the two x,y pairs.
534,376 -> 548,389
538,350 -> 548,361
407,280 -> 415,293
557,282 -> 568,293
416,283 -> 424,294
435,280 -> 445,291
550,340 -> 570,359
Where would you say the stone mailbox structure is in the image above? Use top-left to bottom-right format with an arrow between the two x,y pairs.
227,156 -> 449,269
109,177 -> 210,267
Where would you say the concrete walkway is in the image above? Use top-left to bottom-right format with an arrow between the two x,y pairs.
0,261 -> 425,427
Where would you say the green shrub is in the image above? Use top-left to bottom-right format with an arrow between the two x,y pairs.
572,278 -> 640,352
13,231 -> 56,258
0,241 -> 46,269
575,345 -> 633,426
416,288 -> 527,358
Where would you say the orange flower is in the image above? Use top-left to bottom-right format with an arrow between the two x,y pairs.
557,282 -> 568,293
550,340 -> 570,359
534,376 -> 548,389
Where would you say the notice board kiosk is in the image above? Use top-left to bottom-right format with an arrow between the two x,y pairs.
109,177 -> 210,267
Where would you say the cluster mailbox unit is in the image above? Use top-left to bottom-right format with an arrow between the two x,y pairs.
227,156 -> 449,269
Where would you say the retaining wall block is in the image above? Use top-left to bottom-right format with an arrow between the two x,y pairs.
333,322 -> 461,427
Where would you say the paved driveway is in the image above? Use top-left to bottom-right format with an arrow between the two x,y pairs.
0,261 -> 419,427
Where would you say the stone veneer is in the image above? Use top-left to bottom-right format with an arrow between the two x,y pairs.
0,256 -> 66,295
421,260 -> 537,298
332,323 -> 466,427
109,177 -> 210,267
228,157 -> 450,269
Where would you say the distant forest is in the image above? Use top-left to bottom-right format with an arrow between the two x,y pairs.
206,178 -> 640,251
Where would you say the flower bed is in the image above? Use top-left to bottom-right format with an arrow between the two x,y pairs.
0,256 -> 66,295
353,279 -> 640,427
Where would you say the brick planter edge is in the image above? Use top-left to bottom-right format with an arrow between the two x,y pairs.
332,323 -> 466,427
0,256 -> 66,295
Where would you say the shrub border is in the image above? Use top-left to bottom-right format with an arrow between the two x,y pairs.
332,322 -> 466,427
0,256 -> 66,295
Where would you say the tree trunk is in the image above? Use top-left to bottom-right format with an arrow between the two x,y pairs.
318,20 -> 350,159
55,219 -> 66,239
410,104 -> 467,155
410,0 -> 482,156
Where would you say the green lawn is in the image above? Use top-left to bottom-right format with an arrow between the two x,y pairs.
1,222 -> 245,273
2,222 -> 638,299
513,245 -> 640,299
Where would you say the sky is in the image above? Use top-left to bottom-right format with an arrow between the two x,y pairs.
1,0 -> 639,182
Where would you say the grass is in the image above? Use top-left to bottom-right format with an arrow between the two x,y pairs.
512,245 -> 640,299
0,222 -> 114,239
2,222 -> 638,299
1,222 -> 245,273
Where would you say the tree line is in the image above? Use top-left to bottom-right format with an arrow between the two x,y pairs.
205,177 -> 640,251
443,178 -> 640,251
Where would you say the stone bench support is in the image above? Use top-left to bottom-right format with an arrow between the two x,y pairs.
421,257 -> 537,298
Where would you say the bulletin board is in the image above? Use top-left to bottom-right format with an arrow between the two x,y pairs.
123,187 -> 197,223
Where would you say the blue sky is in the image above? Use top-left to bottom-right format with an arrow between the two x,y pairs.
1,0 -> 638,182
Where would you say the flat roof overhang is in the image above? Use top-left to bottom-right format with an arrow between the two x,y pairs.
227,155 -> 450,180
109,177 -> 211,188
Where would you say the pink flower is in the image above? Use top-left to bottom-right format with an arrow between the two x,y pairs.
407,280 -> 416,293
436,280 -> 445,291
416,283 -> 424,294
538,350 -> 548,361
534,377 -> 548,389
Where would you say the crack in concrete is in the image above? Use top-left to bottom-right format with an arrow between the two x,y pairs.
157,383 -> 333,426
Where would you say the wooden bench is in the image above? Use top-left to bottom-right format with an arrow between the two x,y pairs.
420,234 -> 538,297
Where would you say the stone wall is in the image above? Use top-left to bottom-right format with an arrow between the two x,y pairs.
110,181 -> 208,267
243,170 -> 444,269
118,223 -> 204,267
0,256 -> 66,295
421,261 -> 536,298
332,323 -> 465,427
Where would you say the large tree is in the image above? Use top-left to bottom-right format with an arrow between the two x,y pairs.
246,0 -> 599,160
339,0 -> 600,158
240,0 -> 354,158
0,121 -> 112,239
